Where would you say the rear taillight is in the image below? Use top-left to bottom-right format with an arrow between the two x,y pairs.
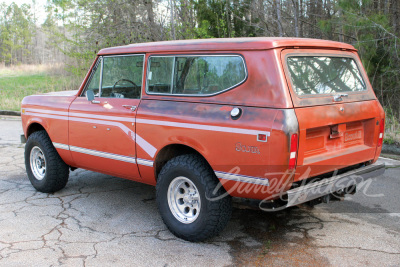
289,133 -> 298,170
378,118 -> 385,146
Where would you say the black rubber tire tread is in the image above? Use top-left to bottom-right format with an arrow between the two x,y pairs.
25,130 -> 69,193
156,154 -> 232,242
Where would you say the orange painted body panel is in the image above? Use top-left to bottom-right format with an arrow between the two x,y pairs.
21,95 -> 77,167
295,101 -> 383,165
68,97 -> 141,180
21,38 -> 385,202
135,100 -> 294,198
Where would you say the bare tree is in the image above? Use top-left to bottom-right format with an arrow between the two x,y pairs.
291,0 -> 299,37
170,0 -> 176,40
274,0 -> 283,36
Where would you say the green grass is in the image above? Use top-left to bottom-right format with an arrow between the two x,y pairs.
0,71 -> 81,111
383,108 -> 400,145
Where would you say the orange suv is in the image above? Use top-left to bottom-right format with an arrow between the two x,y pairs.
21,38 -> 385,241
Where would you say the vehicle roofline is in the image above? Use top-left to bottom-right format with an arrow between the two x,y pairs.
97,37 -> 357,55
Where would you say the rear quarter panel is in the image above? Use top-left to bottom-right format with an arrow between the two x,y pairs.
136,101 -> 296,200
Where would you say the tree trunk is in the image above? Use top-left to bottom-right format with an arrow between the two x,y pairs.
144,0 -> 156,40
226,0 -> 232,37
275,0 -> 283,37
299,0 -> 303,37
391,0 -> 399,34
338,8 -> 344,42
170,0 -> 176,40
292,0 -> 299,37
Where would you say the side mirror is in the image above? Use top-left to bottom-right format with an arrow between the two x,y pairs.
86,90 -> 95,102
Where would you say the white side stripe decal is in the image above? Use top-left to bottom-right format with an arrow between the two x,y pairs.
136,118 -> 270,137
69,112 -> 134,122
28,108 -> 270,137
136,135 -> 157,158
53,142 -> 155,166
26,111 -> 155,158
25,108 -> 134,122
53,142 -> 69,150
215,171 -> 270,186
68,116 -> 136,141
25,111 -> 135,141
53,142 -> 265,183
26,112 -> 68,121
137,158 -> 154,167
70,145 -> 136,163
25,108 -> 68,116
26,109 -> 269,159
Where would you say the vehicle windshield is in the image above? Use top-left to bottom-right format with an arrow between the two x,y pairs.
287,56 -> 366,96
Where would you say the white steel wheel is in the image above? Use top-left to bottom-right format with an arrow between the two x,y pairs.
25,130 -> 69,193
167,176 -> 201,224
156,154 -> 232,242
30,146 -> 46,180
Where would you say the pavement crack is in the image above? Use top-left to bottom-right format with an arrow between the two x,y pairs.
314,245 -> 400,255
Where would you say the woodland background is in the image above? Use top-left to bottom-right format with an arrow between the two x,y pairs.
0,0 -> 399,141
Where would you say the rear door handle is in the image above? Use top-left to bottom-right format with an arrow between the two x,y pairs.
122,105 -> 137,111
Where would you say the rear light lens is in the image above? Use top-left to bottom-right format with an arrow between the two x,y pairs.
289,133 -> 298,170
378,118 -> 385,146
257,133 -> 267,142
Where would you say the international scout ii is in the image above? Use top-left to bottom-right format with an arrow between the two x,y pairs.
21,38 -> 385,241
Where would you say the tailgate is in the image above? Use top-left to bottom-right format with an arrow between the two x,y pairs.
294,101 -> 382,181
280,48 -> 385,181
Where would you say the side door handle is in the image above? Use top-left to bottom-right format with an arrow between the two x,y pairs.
122,105 -> 137,111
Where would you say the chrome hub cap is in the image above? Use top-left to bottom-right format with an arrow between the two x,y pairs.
30,146 -> 46,180
167,177 -> 201,224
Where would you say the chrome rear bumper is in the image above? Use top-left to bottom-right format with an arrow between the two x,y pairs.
286,163 -> 385,207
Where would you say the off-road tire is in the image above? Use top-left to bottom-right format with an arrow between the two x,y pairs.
156,154 -> 232,242
25,130 -> 69,193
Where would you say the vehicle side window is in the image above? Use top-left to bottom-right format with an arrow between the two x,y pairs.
82,58 -> 102,97
147,57 -> 174,94
147,55 -> 246,95
100,55 -> 144,99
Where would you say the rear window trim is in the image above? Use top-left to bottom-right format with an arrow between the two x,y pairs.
283,52 -> 369,99
145,54 -> 248,97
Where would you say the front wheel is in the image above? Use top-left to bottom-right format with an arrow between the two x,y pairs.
156,154 -> 232,242
25,130 -> 69,193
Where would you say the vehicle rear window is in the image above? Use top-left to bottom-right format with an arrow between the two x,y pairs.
286,56 -> 366,96
147,55 -> 246,95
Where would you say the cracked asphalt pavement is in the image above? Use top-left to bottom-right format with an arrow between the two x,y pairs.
0,116 -> 399,266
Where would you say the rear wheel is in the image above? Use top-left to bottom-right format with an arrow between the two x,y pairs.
25,130 -> 69,193
156,154 -> 232,242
